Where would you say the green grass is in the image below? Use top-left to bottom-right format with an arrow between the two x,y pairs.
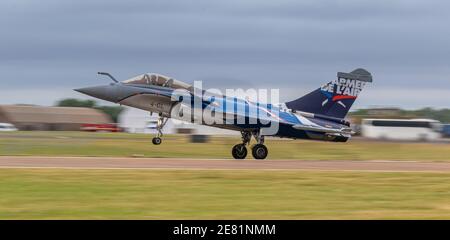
1,131 -> 450,161
1,169 -> 450,219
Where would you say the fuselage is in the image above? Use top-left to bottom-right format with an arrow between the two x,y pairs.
76,73 -> 351,142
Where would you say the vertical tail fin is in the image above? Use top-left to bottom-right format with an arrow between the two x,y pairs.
285,68 -> 373,119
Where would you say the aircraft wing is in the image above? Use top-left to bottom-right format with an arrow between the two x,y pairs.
292,124 -> 354,135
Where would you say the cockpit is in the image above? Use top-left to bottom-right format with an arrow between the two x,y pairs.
122,73 -> 192,91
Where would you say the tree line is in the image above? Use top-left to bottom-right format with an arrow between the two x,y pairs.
56,98 -> 123,123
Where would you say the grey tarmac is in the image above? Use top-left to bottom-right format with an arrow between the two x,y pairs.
0,156 -> 450,172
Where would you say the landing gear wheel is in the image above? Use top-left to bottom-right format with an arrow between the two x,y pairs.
252,144 -> 268,160
152,137 -> 162,145
232,144 -> 247,159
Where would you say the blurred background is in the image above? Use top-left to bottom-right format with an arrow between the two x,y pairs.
1,0 -> 449,143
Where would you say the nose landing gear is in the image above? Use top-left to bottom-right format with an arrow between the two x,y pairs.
152,114 -> 167,145
231,130 -> 268,160
152,137 -> 162,145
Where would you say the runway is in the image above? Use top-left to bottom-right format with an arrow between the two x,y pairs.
1,156 -> 450,172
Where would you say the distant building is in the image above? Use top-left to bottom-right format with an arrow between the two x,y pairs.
0,105 -> 111,131
118,107 -> 176,134
118,107 -> 238,135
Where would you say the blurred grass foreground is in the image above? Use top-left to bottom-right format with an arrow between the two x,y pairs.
0,131 -> 450,161
2,169 -> 450,219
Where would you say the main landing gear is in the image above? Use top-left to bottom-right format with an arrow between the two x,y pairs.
152,114 -> 168,145
231,130 -> 268,160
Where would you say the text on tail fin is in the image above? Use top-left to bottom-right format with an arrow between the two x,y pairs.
285,68 -> 373,119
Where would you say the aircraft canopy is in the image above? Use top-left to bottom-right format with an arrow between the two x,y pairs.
122,73 -> 192,91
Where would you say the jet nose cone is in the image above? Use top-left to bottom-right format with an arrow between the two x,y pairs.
74,84 -> 119,103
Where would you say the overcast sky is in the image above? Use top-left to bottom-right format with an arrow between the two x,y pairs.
1,0 -> 449,109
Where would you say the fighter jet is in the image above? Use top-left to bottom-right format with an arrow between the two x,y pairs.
75,68 -> 372,160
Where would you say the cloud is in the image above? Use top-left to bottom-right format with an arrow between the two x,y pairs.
1,0 -> 449,108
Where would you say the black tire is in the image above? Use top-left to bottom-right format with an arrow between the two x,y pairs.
252,144 -> 268,160
152,137 -> 162,145
232,144 -> 247,159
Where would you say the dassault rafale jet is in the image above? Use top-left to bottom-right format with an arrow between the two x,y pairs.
75,68 -> 372,160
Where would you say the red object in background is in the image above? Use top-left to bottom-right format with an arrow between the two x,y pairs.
81,123 -> 122,132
